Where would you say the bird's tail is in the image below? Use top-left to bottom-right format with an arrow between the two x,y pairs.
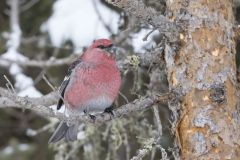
48,122 -> 78,143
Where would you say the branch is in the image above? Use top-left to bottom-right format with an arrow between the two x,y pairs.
0,87 -> 58,108
1,51 -> 161,71
20,0 -> 40,12
106,0 -> 179,41
0,87 -> 171,124
92,0 -> 113,34
0,54 -> 78,68
131,138 -> 156,160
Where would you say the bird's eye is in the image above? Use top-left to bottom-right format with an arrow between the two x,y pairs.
97,44 -> 113,49
97,45 -> 105,49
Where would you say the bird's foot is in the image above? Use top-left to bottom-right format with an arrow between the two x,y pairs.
104,106 -> 114,116
88,114 -> 96,121
84,110 -> 96,122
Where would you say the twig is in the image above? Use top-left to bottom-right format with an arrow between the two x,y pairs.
26,121 -> 57,136
156,144 -> 169,160
3,75 -> 15,93
153,105 -> 163,137
42,74 -> 57,91
20,0 -> 40,12
150,147 -> 156,160
113,16 -> 138,45
124,133 -> 131,160
130,138 -> 155,160
92,0 -> 113,34
143,28 -> 157,41
118,91 -> 129,103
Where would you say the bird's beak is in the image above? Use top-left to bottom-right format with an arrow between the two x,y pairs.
105,45 -> 118,57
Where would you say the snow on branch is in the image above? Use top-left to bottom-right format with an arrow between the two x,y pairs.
1,0 -> 41,97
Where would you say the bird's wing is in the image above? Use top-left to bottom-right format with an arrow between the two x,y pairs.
57,59 -> 82,110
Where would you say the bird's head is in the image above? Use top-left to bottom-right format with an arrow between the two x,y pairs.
90,39 -> 113,49
83,39 -> 117,63
90,39 -> 117,56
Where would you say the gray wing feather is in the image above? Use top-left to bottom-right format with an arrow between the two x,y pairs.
57,59 -> 82,110
48,122 -> 69,143
65,124 -> 78,141
48,122 -> 79,143
50,59 -> 82,143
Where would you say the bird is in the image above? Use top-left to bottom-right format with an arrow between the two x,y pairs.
49,39 -> 121,143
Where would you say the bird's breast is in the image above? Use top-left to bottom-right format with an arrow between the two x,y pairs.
64,62 -> 121,113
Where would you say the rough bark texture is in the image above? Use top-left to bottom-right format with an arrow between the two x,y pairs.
165,0 -> 240,159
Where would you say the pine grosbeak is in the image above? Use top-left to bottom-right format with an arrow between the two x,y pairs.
49,39 -> 121,143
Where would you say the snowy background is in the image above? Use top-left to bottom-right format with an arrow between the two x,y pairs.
42,0 -> 120,50
43,0 -> 158,53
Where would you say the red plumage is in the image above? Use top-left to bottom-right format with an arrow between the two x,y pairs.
49,39 -> 121,143
64,46 -> 121,112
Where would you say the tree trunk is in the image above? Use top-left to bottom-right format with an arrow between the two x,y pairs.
165,0 -> 240,159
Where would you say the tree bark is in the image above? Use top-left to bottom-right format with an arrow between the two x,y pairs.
165,0 -> 240,159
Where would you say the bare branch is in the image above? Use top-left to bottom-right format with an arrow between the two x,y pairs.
153,105 -> 163,137
92,0 -> 113,34
113,15 -> 138,44
0,87 -> 170,124
42,74 -> 57,91
0,54 -> 78,68
3,75 -> 15,93
0,87 -> 58,108
20,0 -> 40,12
106,0 -> 179,41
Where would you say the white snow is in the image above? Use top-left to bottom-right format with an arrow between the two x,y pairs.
18,144 -> 30,151
26,128 -> 37,136
1,144 -> 30,155
0,5 -> 42,98
77,131 -> 86,140
2,146 -> 14,155
131,28 -> 159,53
8,63 -> 22,75
18,86 -> 42,97
42,0 -> 119,51
42,0 -> 160,54
7,24 -> 21,50
1,50 -> 42,98
2,49 -> 27,63
14,74 -> 34,89
49,104 -> 66,114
